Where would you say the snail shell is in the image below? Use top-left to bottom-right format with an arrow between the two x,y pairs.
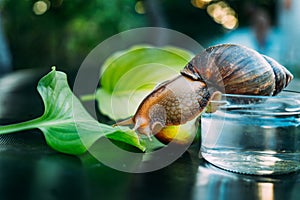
181,44 -> 293,96
116,44 -> 293,142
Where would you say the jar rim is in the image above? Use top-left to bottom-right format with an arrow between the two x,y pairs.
221,90 -> 300,99
207,90 -> 300,116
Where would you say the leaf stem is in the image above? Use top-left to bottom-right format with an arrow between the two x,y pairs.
0,117 -> 43,135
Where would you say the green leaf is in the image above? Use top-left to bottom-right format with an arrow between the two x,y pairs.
0,67 -> 145,155
96,45 -> 194,120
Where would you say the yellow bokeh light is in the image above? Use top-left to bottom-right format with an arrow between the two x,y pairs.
191,0 -> 213,9
212,6 -> 227,24
223,7 -> 235,16
206,1 -> 238,29
222,15 -> 238,29
33,0 -> 49,15
216,1 -> 228,9
135,1 -> 146,14
207,3 -> 217,16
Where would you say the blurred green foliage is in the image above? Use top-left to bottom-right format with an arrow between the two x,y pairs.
2,0 -> 147,70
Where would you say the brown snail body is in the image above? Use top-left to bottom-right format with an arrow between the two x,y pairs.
116,44 -> 293,143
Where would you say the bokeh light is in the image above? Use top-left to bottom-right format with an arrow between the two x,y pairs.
191,0 -> 213,9
206,1 -> 238,30
33,0 -> 50,15
135,1 -> 146,14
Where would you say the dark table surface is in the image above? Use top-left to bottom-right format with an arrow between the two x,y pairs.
1,68 -> 300,200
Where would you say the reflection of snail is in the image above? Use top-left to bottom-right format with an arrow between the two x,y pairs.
115,44 -> 293,143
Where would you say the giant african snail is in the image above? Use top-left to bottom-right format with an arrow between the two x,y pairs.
115,44 -> 293,143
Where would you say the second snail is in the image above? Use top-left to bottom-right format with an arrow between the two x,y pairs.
115,44 -> 294,144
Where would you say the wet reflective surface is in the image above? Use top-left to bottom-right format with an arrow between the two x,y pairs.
1,69 -> 300,200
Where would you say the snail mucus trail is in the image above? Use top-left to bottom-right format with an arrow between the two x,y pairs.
115,44 -> 294,144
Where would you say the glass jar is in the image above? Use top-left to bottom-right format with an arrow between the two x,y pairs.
200,91 -> 300,175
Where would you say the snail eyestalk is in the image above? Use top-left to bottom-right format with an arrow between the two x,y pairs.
113,118 -> 134,127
